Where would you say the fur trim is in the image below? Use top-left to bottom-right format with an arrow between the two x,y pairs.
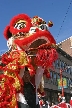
10,14 -> 32,34
7,37 -> 14,50
3,26 -> 12,40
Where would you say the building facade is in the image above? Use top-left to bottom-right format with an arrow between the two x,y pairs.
44,47 -> 72,104
57,36 -> 72,56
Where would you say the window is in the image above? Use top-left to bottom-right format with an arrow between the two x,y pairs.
59,60 -> 65,69
50,71 -> 53,78
64,63 -> 67,72
54,92 -> 58,103
71,79 -> 72,84
51,91 -> 55,102
53,73 -> 57,79
67,78 -> 71,87
50,71 -> 53,83
53,73 -> 57,85
71,68 -> 72,75
57,74 -> 60,79
44,77 -> 48,83
61,61 -> 65,69
59,60 -> 62,68
66,94 -> 70,103
47,91 -> 51,102
55,60 -> 59,68
67,66 -> 71,74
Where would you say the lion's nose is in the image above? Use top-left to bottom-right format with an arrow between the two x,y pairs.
29,27 -> 39,34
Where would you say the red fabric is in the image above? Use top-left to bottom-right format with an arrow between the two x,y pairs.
0,66 -> 3,70
35,48 -> 58,69
53,106 -> 59,108
70,100 -> 72,106
58,103 -> 67,108
0,74 -> 17,107
2,53 -> 13,65
58,97 -> 61,102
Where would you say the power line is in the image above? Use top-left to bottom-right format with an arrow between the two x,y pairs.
56,0 -> 72,41
0,49 -> 8,55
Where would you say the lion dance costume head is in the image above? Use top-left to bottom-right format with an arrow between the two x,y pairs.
0,14 -> 58,107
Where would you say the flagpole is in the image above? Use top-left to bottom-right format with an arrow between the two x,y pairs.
60,69 -> 64,97
62,78 -> 64,97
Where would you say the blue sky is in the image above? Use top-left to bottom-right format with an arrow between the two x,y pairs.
0,0 -> 72,53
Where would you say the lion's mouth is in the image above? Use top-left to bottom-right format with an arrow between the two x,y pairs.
14,30 -> 56,50
29,38 -> 47,48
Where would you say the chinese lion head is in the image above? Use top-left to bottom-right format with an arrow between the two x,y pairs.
3,14 -> 57,70
4,14 -> 55,50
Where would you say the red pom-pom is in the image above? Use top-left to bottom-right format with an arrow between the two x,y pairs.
48,21 -> 53,27
35,48 -> 58,69
3,25 -> 12,40
3,25 -> 10,39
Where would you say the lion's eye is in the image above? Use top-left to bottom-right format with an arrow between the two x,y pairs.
30,28 -> 36,32
39,24 -> 48,31
14,22 -> 26,29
